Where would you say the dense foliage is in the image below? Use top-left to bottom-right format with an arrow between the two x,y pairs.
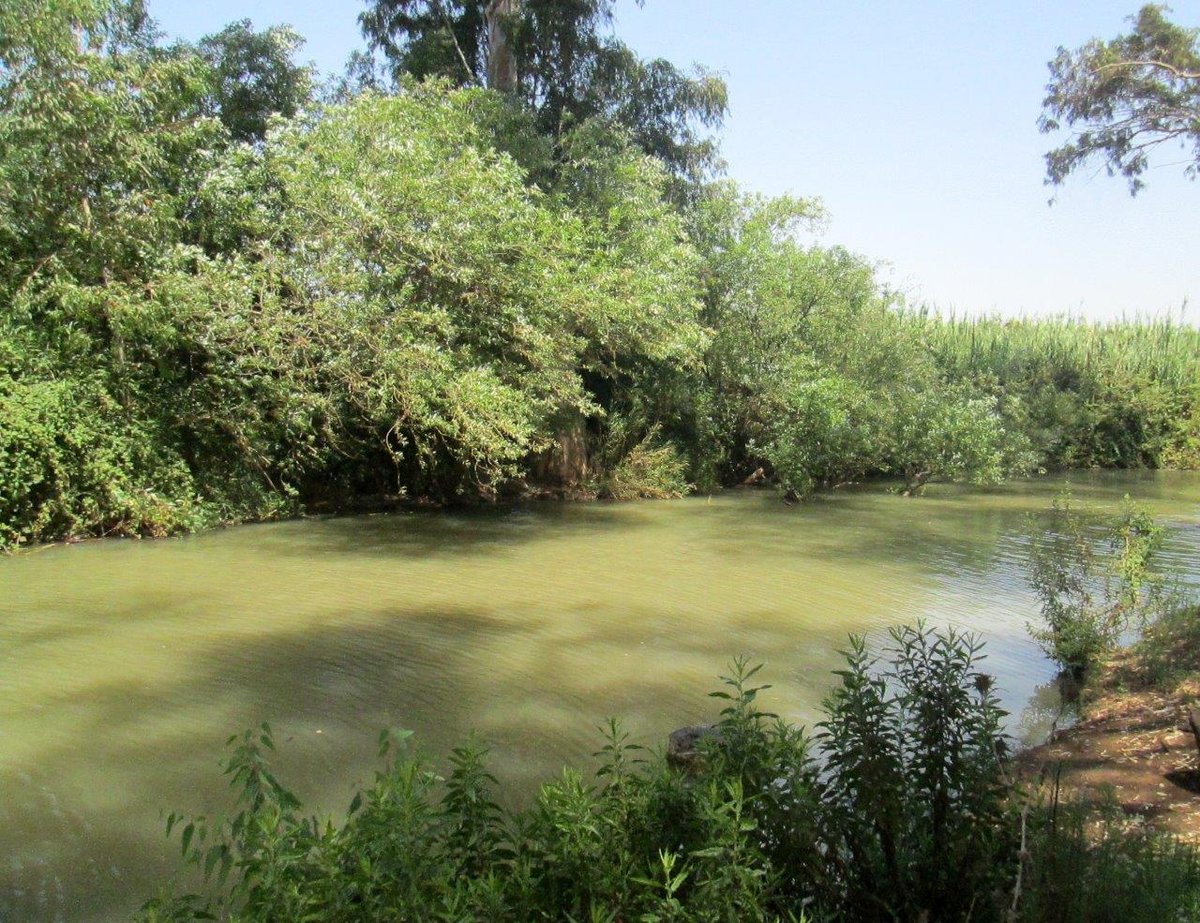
2,0 -> 1198,549
915,314 -> 1200,471
139,625 -> 1200,922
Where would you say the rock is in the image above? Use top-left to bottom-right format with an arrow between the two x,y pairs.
667,724 -> 723,772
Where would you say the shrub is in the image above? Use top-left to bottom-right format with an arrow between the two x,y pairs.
815,625 -> 1012,922
911,313 -> 1200,472
1027,492 -> 1171,676
595,423 -> 693,500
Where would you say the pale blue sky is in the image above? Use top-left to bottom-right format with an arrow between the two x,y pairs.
152,0 -> 1200,322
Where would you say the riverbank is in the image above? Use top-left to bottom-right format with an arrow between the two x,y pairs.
1018,604 -> 1200,842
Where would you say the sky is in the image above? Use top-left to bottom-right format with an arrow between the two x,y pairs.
151,0 -> 1200,323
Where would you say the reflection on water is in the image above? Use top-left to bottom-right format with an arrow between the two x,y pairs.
1,470 -> 1198,920
1013,673 -> 1083,747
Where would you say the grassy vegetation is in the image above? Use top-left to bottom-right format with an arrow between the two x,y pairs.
1133,602 -> 1200,691
913,312 -> 1200,470
1018,501 -> 1200,917
1020,799 -> 1200,923
1015,597 -> 1200,921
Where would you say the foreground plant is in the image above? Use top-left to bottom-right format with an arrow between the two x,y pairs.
816,625 -> 1012,921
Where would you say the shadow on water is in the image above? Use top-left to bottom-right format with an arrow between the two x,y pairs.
4,604 -> 1056,921
2,607 -> 513,921
3,600 -> 834,922
1,592 -> 215,662
258,499 -> 654,560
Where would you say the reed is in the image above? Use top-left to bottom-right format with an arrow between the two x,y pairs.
899,310 -> 1200,470
906,311 -> 1200,390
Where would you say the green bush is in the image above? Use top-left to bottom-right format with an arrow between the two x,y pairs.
0,373 -> 208,545
1026,493 -> 1171,676
140,624 -> 1200,922
1130,602 -> 1200,690
815,625 -> 1012,921
594,422 -> 693,499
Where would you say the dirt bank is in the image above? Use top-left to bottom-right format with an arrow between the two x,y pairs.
1018,625 -> 1200,842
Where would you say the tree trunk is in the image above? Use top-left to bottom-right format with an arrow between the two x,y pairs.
485,0 -> 519,93
534,422 -> 590,491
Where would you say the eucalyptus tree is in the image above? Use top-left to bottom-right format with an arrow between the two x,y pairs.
1040,4 -> 1200,193
193,20 -> 314,143
357,0 -> 727,186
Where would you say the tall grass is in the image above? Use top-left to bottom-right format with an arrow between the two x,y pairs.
1021,798 -> 1200,923
908,311 -> 1200,390
900,311 -> 1200,470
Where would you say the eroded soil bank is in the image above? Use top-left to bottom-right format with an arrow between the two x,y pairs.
1019,612 -> 1200,842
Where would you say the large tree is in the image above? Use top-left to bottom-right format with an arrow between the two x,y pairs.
1040,4 -> 1200,194
357,0 -> 727,186
193,20 -> 314,144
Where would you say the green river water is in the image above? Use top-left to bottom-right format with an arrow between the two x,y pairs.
2,471 -> 1199,921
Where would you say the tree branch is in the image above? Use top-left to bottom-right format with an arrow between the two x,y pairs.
433,0 -> 478,86
1093,59 -> 1200,81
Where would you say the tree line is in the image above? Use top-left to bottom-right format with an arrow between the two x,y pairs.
1,0 -> 1198,548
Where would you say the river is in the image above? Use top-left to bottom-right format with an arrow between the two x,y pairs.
2,471 -> 1199,921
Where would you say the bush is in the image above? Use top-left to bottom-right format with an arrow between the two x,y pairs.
912,313 -> 1200,473
0,373 -> 208,545
595,422 -> 693,500
1027,493 -> 1171,676
815,625 -> 1013,921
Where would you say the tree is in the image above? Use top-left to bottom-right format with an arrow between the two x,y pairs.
0,0 -> 257,545
1040,4 -> 1200,194
887,386 -> 1009,497
0,0 -> 217,290
357,0 -> 727,186
358,0 -> 485,86
485,0 -> 517,92
194,20 -> 314,143
235,86 -> 703,501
